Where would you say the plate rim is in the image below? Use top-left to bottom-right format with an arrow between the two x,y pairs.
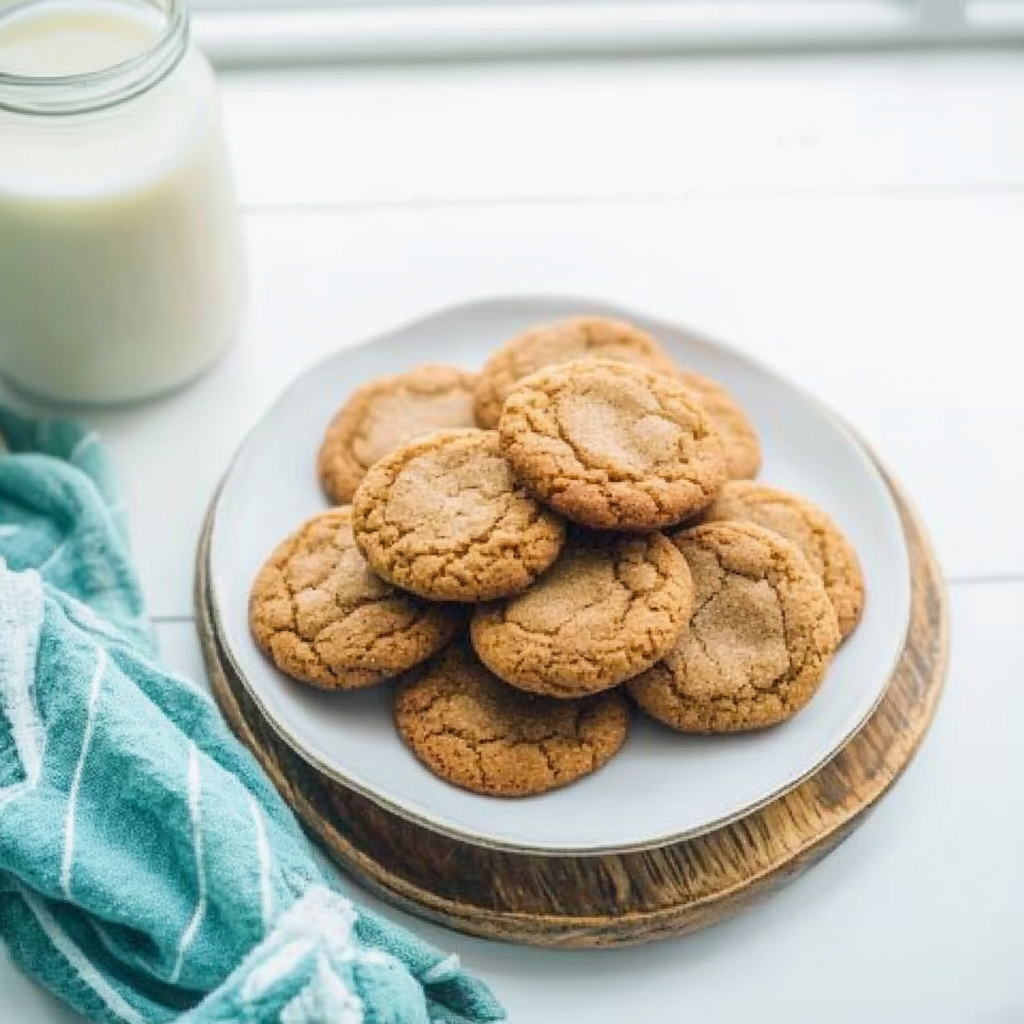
207,293 -> 912,858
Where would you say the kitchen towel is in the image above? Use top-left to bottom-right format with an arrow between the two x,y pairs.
0,409 -> 506,1024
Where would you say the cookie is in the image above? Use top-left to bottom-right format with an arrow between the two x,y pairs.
394,640 -> 631,797
351,428 -> 566,602
318,365 -> 476,504
249,507 -> 462,689
626,521 -> 841,732
471,530 -> 693,698
474,316 -> 679,429
699,481 -> 864,638
681,371 -> 762,480
498,359 -> 727,531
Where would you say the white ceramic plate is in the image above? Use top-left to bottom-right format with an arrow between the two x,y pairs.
208,296 -> 911,855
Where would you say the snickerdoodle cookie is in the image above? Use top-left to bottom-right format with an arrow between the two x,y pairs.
394,640 -> 630,796
700,481 -> 864,638
471,530 -> 692,698
474,317 -> 679,429
318,365 -> 476,504
681,371 -> 762,480
249,507 -> 462,689
351,428 -> 566,602
627,521 -> 841,731
499,359 -> 727,531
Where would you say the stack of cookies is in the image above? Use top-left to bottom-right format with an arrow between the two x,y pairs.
249,317 -> 865,798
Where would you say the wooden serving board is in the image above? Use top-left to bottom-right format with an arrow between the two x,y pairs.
195,470 -> 948,948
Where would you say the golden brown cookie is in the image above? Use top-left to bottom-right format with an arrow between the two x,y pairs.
499,359 -> 727,531
249,507 -> 462,689
471,530 -> 693,698
318,365 -> 476,504
351,428 -> 566,602
474,317 -> 679,429
681,371 -> 762,480
699,481 -> 865,638
394,640 -> 631,797
626,521 -> 841,732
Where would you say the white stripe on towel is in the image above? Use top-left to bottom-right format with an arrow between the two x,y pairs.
280,956 -> 363,1024
423,953 -> 461,984
240,886 -> 356,1004
0,780 -> 31,815
170,743 -> 207,985
64,597 -> 133,646
20,888 -> 146,1024
61,647 -> 107,899
38,539 -> 67,574
248,792 -> 274,933
69,431 -> 99,465
0,569 -> 46,788
240,937 -> 316,1004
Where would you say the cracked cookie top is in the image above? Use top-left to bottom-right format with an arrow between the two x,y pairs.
249,507 -> 462,690
318,364 -> 477,504
471,530 -> 693,698
351,428 -> 567,602
626,521 -> 841,732
699,481 -> 864,638
680,371 -> 762,480
394,639 -> 630,797
499,359 -> 727,531
474,316 -> 679,429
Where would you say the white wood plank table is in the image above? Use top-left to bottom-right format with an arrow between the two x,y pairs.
3,48 -> 1023,1024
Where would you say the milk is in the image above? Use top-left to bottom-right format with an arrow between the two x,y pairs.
0,0 -> 245,404
0,0 -> 158,75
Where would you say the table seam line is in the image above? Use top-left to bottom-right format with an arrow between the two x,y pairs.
237,180 -> 1024,218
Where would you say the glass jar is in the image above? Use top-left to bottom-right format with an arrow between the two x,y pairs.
0,0 -> 246,405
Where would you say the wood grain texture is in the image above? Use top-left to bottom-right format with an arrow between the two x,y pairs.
195,471 -> 947,948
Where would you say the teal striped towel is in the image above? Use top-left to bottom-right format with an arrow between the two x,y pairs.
0,410 -> 506,1024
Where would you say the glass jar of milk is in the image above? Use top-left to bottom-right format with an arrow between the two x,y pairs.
0,0 -> 245,405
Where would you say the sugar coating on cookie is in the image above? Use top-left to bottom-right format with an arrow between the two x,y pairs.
700,481 -> 864,638
627,521 -> 841,732
680,371 -> 762,480
351,428 -> 566,602
249,507 -> 462,689
394,640 -> 631,797
318,364 -> 476,504
471,530 -> 693,698
474,316 -> 679,429
499,359 -> 727,531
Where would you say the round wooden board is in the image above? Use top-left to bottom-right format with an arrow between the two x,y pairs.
195,469 -> 948,949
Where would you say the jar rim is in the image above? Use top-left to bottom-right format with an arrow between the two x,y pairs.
0,0 -> 189,115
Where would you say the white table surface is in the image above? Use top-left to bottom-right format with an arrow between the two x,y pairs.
4,47 -> 1024,1023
